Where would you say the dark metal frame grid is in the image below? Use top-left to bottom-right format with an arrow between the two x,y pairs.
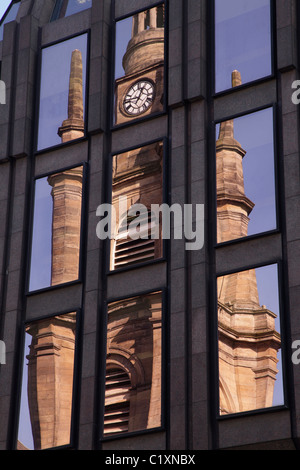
207,0 -> 296,450
94,0 -> 171,450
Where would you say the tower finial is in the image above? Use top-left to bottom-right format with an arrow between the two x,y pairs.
232,69 -> 242,88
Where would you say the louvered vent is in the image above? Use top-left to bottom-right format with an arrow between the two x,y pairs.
104,368 -> 131,436
114,210 -> 157,269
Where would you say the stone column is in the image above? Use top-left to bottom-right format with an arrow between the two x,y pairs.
58,49 -> 84,143
47,166 -> 83,286
26,314 -> 76,450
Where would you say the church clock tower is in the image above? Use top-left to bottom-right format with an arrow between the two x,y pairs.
114,5 -> 165,125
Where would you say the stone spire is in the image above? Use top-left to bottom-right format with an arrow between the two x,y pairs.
216,70 -> 254,244
58,49 -> 84,143
217,72 -> 281,415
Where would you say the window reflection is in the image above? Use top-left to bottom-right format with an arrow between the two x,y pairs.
37,34 -> 87,151
216,78 -> 276,243
218,264 -> 283,415
114,4 -> 165,125
51,0 -> 92,21
110,141 -> 164,271
17,312 -> 77,450
104,292 -> 163,436
215,0 -> 272,93
29,165 -> 83,292
0,1 -> 20,41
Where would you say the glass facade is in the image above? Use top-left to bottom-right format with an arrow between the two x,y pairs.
37,34 -> 88,151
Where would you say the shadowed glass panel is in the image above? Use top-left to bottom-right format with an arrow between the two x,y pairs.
0,1 -> 20,41
110,141 -> 164,271
37,34 -> 87,151
114,4 -> 165,125
17,312 -> 77,450
104,292 -> 163,436
215,0 -> 272,93
28,165 -> 83,292
216,104 -> 276,244
218,263 -> 283,415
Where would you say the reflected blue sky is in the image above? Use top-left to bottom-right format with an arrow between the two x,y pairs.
17,333 -> 34,449
29,177 -> 52,292
115,16 -> 132,79
65,0 -> 92,17
255,264 -> 284,407
215,0 -> 272,92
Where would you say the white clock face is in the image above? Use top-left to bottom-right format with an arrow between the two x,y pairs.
123,80 -> 155,116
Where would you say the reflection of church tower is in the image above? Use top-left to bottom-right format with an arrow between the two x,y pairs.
111,141 -> 163,270
115,5 -> 164,125
217,71 -> 281,415
104,292 -> 162,435
25,50 -> 84,449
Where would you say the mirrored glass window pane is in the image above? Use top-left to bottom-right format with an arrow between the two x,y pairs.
29,165 -> 83,292
114,4 -> 165,125
218,264 -> 283,415
51,0 -> 92,21
37,34 -> 87,151
65,0 -> 92,17
17,312 -> 77,450
104,292 -> 163,436
0,1 -> 20,41
110,141 -> 164,271
216,105 -> 276,244
215,0 -> 272,93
